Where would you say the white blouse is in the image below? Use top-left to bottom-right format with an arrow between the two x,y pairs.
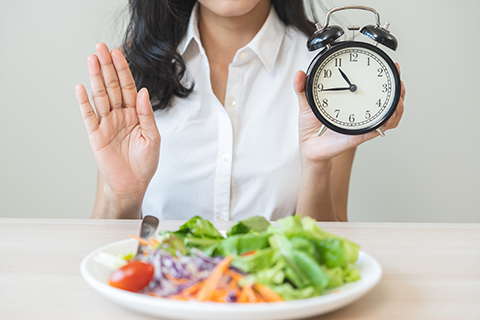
142,5 -> 317,221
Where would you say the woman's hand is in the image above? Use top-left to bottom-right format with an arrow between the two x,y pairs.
293,64 -> 405,221
75,43 -> 160,218
294,63 -> 406,167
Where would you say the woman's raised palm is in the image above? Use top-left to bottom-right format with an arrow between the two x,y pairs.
75,43 -> 160,197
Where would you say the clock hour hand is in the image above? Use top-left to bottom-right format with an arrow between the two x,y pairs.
337,68 -> 357,92
338,68 -> 352,86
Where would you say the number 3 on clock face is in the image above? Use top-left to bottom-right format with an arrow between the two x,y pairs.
305,42 -> 401,135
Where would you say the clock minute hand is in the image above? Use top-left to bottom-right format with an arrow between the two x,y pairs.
322,87 -> 351,91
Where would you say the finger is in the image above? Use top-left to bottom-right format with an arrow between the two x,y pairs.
382,78 -> 406,132
111,49 -> 137,110
395,64 -> 406,100
137,88 -> 160,142
383,94 -> 405,131
391,81 -> 406,128
391,96 -> 405,129
87,54 -> 110,120
401,80 -> 406,100
96,43 -> 123,110
76,84 -> 99,134
363,129 -> 380,141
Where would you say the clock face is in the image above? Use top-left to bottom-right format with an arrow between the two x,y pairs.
306,42 -> 401,135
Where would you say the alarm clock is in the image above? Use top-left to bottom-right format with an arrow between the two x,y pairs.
305,6 -> 401,137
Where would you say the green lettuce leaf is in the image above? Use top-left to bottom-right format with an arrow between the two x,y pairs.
321,266 -> 344,288
343,265 -> 361,283
178,216 -> 224,239
271,283 -> 317,301
156,233 -> 189,256
269,233 -> 329,291
301,216 -> 360,264
315,238 -> 347,268
215,232 -> 270,256
232,248 -> 280,273
290,236 -> 315,256
227,216 -> 271,236
239,259 -> 285,289
275,215 -> 305,238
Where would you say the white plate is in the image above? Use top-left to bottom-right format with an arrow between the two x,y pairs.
80,238 -> 382,320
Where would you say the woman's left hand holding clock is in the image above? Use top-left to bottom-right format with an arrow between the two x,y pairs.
293,63 -> 405,221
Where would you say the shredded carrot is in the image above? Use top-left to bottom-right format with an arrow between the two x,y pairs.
255,291 -> 266,303
148,292 -> 163,298
229,289 -> 241,301
210,288 -> 228,303
254,284 -> 284,302
228,279 -> 241,294
243,285 -> 257,302
164,273 -> 190,285
215,274 -> 230,290
225,269 -> 244,282
150,238 -> 160,245
169,295 -> 189,301
180,280 -> 205,296
237,286 -> 248,303
241,250 -> 256,256
129,234 -> 155,247
196,255 -> 233,302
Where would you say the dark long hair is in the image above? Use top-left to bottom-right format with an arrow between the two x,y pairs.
123,0 -> 317,111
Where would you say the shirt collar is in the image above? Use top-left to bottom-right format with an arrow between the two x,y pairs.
178,4 -> 286,73
245,6 -> 286,72
179,3 -> 202,56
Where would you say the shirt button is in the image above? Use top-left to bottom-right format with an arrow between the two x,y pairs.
240,51 -> 248,60
227,98 -> 237,107
221,154 -> 230,163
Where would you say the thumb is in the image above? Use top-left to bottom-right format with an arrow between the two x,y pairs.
294,70 -> 324,138
293,70 -> 310,114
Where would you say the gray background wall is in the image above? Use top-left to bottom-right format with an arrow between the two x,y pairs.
0,0 -> 479,222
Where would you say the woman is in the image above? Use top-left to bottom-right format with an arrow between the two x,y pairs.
75,0 -> 405,221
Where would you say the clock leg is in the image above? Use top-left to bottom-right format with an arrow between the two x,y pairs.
376,127 -> 385,137
317,125 -> 327,137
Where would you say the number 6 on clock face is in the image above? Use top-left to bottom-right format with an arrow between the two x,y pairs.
305,42 -> 401,135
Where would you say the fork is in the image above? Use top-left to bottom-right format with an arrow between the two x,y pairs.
135,215 -> 159,259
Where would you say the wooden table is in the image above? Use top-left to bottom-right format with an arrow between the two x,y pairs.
0,219 -> 479,320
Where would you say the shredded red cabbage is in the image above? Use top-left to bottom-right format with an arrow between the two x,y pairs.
136,246 -> 228,297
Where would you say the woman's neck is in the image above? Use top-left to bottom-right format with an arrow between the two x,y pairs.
198,0 -> 271,66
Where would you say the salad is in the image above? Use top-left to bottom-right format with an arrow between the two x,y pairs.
96,215 -> 361,303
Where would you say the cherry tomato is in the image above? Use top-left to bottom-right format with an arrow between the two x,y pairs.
108,261 -> 154,292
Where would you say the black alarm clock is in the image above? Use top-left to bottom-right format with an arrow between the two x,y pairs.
305,6 -> 401,137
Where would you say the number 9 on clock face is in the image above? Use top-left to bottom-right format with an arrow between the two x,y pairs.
305,42 -> 401,135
